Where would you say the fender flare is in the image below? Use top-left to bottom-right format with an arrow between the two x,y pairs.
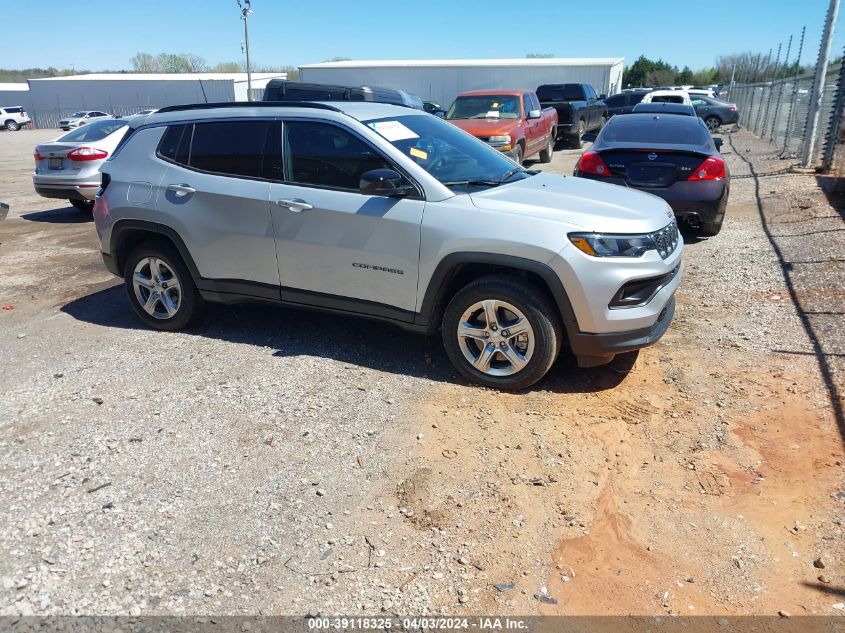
417,252 -> 579,336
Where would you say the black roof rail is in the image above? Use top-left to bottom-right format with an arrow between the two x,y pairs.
156,101 -> 344,114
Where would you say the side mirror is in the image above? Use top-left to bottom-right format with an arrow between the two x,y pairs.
359,169 -> 412,197
713,137 -> 723,151
527,109 -> 542,119
435,110 -> 446,118
581,133 -> 597,143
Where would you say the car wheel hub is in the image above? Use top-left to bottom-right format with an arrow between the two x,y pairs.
133,257 -> 182,320
457,299 -> 535,377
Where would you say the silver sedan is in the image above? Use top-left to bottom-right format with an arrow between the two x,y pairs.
33,119 -> 130,211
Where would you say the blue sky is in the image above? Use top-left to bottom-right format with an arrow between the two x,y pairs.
5,0 -> 843,72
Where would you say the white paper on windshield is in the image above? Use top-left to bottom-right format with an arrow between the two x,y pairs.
369,120 -> 418,142
485,111 -> 501,118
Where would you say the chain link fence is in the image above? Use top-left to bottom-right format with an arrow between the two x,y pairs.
729,61 -> 842,165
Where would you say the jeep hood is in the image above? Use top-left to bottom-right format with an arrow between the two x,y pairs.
468,172 -> 674,233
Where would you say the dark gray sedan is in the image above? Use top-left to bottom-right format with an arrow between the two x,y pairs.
689,95 -> 739,131
574,113 -> 729,236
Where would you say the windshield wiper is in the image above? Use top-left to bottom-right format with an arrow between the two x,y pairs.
498,167 -> 525,182
441,179 -> 503,188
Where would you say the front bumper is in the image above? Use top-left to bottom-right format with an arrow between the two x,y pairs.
569,297 -> 676,366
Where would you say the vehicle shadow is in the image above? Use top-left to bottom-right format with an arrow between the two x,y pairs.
21,206 -> 93,223
728,134 -> 845,447
61,286 -> 634,395
815,175 -> 845,222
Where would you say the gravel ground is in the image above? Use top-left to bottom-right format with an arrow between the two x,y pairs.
0,126 -> 843,617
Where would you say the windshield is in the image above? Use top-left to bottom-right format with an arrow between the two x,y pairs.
70,112 -> 87,118
58,120 -> 127,142
363,114 -> 528,189
446,95 -> 521,120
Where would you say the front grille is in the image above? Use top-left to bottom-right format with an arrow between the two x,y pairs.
651,218 -> 680,259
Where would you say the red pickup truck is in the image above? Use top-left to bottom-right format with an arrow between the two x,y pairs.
445,89 -> 558,164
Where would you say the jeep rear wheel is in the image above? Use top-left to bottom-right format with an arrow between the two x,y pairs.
5,120 -> 19,131
442,276 -> 562,390
124,241 -> 203,331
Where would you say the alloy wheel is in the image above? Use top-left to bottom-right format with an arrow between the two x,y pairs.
457,299 -> 535,377
132,257 -> 182,319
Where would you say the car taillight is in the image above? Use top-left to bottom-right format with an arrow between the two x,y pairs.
67,147 -> 109,161
577,151 -> 611,176
34,151 -> 44,161
687,156 -> 726,181
729,105 -> 737,111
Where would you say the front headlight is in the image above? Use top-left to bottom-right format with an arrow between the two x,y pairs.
568,232 -> 656,258
488,135 -> 511,144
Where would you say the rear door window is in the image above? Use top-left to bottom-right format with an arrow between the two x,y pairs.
188,120 -> 271,178
5,107 -> 22,114
283,120 -> 391,191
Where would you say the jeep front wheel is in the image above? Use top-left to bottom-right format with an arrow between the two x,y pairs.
441,276 -> 562,390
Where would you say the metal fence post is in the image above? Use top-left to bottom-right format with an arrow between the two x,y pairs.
783,26 -> 806,155
747,54 -> 763,130
762,43 -> 782,137
770,35 -> 792,143
822,45 -> 845,170
801,0 -> 840,166
755,48 -> 773,133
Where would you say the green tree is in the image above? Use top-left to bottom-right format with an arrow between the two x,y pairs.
623,55 -> 676,88
676,66 -> 694,84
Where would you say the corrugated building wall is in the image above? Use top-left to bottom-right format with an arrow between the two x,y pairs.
299,59 -> 624,107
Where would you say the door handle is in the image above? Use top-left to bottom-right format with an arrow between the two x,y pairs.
276,198 -> 313,212
167,184 -> 196,197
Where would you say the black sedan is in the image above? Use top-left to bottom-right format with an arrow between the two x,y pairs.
574,113 -> 729,236
602,90 -> 650,117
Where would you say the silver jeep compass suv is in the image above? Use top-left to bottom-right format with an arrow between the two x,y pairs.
93,101 -> 682,389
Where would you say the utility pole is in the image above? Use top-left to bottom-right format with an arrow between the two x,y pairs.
728,63 -> 736,101
802,0 -> 840,166
237,0 -> 254,101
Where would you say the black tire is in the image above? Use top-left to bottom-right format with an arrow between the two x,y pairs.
513,144 -> 524,165
123,240 -> 204,331
570,120 -> 586,149
5,120 -> 20,131
539,134 -> 554,163
70,198 -> 95,212
441,275 -> 563,390
704,116 -> 721,132
598,115 -> 608,131
699,220 -> 723,236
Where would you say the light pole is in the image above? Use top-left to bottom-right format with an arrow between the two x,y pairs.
237,0 -> 253,101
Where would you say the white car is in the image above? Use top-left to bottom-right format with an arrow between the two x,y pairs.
1,106 -> 31,131
58,111 -> 112,131
640,90 -> 693,106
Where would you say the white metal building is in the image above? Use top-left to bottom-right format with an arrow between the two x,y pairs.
298,58 -> 625,107
25,72 -> 287,128
0,83 -> 31,112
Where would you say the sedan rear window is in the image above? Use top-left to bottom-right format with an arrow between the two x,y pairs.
602,117 -> 710,145
59,120 -> 127,142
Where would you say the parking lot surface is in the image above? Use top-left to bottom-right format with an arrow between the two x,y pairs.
0,128 -> 843,616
